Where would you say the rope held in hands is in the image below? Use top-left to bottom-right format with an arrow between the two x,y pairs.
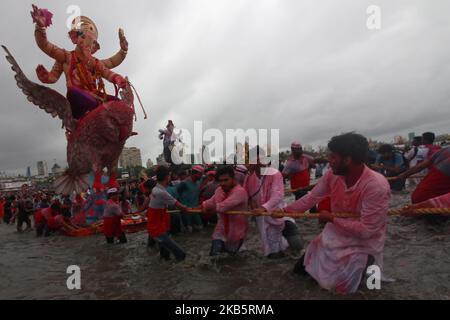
61,208 -> 450,236
176,208 -> 450,219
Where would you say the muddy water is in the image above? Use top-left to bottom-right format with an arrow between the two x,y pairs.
1,189 -> 449,300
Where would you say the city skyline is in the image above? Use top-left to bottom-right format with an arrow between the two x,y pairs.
1,131 -> 449,176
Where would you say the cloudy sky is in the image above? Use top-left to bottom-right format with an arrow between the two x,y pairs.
0,0 -> 449,175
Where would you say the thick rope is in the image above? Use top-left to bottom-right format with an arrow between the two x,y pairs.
177,207 -> 450,219
62,206 -> 449,234
61,207 -> 449,237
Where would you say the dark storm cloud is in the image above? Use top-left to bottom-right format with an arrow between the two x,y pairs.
1,0 -> 449,173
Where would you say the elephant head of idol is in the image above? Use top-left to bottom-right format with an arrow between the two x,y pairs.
69,16 -> 100,57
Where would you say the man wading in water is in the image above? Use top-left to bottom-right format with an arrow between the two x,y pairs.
282,132 -> 391,294
147,166 -> 189,262
201,166 -> 249,256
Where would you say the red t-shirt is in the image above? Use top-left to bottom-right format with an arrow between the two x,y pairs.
424,144 -> 441,159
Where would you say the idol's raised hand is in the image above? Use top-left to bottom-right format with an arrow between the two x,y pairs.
31,5 -> 53,28
119,29 -> 128,52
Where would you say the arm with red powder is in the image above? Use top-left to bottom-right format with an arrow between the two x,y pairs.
283,172 -> 331,213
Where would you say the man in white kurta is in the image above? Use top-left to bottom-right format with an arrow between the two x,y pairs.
245,166 -> 289,258
284,133 -> 391,294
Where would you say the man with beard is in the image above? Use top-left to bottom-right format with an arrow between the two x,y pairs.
282,132 -> 391,294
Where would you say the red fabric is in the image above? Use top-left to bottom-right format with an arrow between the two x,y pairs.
119,125 -> 129,141
37,208 -> 62,230
290,169 -> 311,190
108,171 -> 120,189
425,144 -> 441,159
224,214 -> 230,235
47,215 -> 62,230
318,198 -> 331,212
34,210 -> 44,225
412,167 -> 450,204
103,216 -> 123,238
93,171 -> 104,190
94,199 -> 106,206
42,208 -> 55,221
71,211 -> 86,226
0,200 -> 5,219
147,208 -> 171,238
139,182 -> 147,193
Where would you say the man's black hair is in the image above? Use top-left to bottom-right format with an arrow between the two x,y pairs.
51,203 -> 61,212
328,132 -> 369,164
378,144 -> 394,154
413,136 -> 423,144
156,166 -> 171,182
216,165 -> 235,179
422,132 -> 435,144
144,179 -> 157,190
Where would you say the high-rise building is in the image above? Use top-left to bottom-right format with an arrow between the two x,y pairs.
36,161 -> 48,177
119,147 -> 143,168
26,167 -> 32,179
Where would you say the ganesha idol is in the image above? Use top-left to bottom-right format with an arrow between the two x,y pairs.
2,5 -> 143,194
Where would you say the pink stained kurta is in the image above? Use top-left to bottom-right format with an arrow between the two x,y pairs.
202,184 -> 249,252
244,167 -> 289,256
429,192 -> 450,208
284,166 -> 391,294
